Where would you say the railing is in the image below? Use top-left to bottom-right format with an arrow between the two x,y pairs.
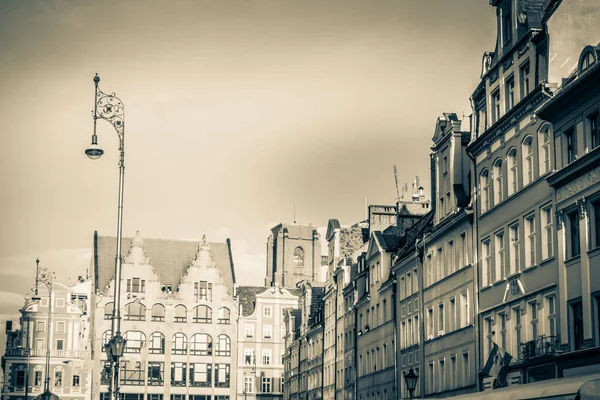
519,335 -> 560,361
7,349 -> 84,358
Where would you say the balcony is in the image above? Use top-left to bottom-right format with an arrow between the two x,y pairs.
519,335 -> 560,361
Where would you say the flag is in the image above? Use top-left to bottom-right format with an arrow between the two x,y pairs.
482,343 -> 513,382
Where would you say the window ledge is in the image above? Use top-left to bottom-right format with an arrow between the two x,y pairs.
522,264 -> 537,273
506,272 -> 521,280
493,279 -> 506,287
587,246 -> 600,258
538,256 -> 555,267
480,284 -> 493,292
565,255 -> 581,267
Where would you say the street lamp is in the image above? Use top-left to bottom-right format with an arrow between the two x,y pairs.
34,265 -> 58,400
403,368 -> 418,400
86,73 -> 126,400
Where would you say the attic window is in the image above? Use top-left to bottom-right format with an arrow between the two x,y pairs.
293,247 -> 304,267
580,50 -> 596,73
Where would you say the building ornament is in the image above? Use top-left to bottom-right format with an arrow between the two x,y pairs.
502,56 -> 514,70
577,198 -> 587,220
556,166 -> 600,202
518,42 -> 530,57
555,209 -> 564,230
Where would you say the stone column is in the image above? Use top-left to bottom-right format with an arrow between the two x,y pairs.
556,209 -> 569,348
577,198 -> 593,347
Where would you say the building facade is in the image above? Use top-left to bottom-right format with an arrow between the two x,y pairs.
2,278 -> 91,400
91,232 -> 237,400
237,285 -> 300,400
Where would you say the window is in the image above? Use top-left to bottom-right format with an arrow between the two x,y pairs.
502,11 -> 511,44
190,363 -> 212,387
263,324 -> 272,339
521,61 -> 530,98
172,333 -> 187,355
120,360 -> 144,386
151,304 -> 165,322
461,232 -> 468,267
171,362 -> 187,386
215,364 -> 230,387
34,370 -> 42,386
568,209 -> 580,258
439,358 -> 446,391
438,303 -> 445,335
124,331 -> 145,353
262,377 -> 272,393
37,321 -> 45,332
462,353 -> 470,386
124,302 -> 146,321
538,125 -> 551,175
449,297 -> 456,332
149,332 -> 165,354
500,313 -> 507,350
193,305 -> 212,323
126,278 -> 145,293
507,148 -> 518,196
190,333 -> 212,356
54,370 -> 63,387
522,136 -> 534,186
293,247 -> 304,267
449,240 -> 455,274
541,205 -> 554,260
56,339 -> 64,351
530,301 -> 539,340
525,214 -> 536,268
509,223 -> 520,275
565,127 -> 577,164
482,239 -> 491,287
506,76 -> 515,110
495,231 -> 505,281
480,170 -> 490,213
174,305 -> 187,323
427,307 -> 434,339
215,335 -> 231,356
263,306 -> 272,317
148,362 -> 164,386
195,281 -> 213,302
245,375 -> 254,393
104,303 -> 114,320
485,317 -> 494,355
244,349 -> 254,365
460,291 -> 469,328
263,349 -> 272,365
493,159 -> 504,206
450,355 -> 457,389
593,199 -> 600,249
16,369 -> 25,387
245,324 -> 255,338
149,395 -> 164,400
572,301 -> 584,350
56,321 -> 65,333
492,90 -> 501,123
547,295 -> 557,337
589,112 -> 600,149
514,307 -> 522,356
428,362 -> 435,394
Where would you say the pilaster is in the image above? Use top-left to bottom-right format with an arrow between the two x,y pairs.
556,209 -> 569,348
577,198 -> 593,346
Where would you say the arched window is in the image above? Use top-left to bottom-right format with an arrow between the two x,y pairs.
124,331 -> 146,353
293,247 -> 304,267
124,302 -> 146,321
193,305 -> 212,324
151,304 -> 165,322
174,305 -> 187,323
218,307 -> 230,324
102,330 -> 111,346
507,148 -> 518,197
522,136 -> 534,186
190,333 -> 213,355
493,159 -> 504,206
149,332 -> 165,354
215,335 -> 231,356
538,124 -> 552,175
480,169 -> 490,213
172,333 -> 187,355
104,303 -> 114,320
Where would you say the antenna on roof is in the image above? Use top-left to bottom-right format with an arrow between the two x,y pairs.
393,165 -> 400,201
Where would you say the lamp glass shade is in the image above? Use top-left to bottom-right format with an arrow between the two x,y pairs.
403,368 -> 418,391
85,143 -> 104,160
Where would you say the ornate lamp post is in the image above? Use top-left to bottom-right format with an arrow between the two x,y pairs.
34,265 -> 58,400
86,73 -> 126,400
403,368 -> 418,400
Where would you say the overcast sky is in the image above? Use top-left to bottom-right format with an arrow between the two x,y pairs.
0,0 -> 496,329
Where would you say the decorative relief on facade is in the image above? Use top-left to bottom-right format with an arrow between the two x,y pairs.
518,42 -> 530,57
556,209 -> 564,230
490,70 -> 499,84
124,231 -> 151,265
556,166 -> 600,202
502,57 -> 514,70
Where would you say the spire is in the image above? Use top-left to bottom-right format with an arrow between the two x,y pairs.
191,234 -> 215,268
124,231 -> 150,264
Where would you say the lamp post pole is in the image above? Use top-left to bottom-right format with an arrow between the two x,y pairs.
34,264 -> 56,400
86,73 -> 126,400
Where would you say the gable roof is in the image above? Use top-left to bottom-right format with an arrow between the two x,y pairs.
93,231 -> 236,294
395,211 -> 434,261
326,219 -> 341,241
237,285 -> 301,317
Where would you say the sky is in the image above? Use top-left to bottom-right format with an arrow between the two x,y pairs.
0,0 -> 496,331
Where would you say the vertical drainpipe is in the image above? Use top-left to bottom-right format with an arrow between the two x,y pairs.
333,277 -> 338,400
391,276 -> 398,400
467,142 -> 481,392
322,317 -> 326,400
353,286 -> 359,400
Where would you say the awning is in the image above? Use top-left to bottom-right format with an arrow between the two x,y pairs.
443,373 -> 600,400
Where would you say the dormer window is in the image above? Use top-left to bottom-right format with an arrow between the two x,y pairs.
127,278 -> 145,293
505,76 -> 515,110
502,11 -> 512,45
520,61 -> 531,98
492,90 -> 501,124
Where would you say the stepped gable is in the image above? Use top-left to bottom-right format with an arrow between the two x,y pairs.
237,285 -> 302,317
93,232 -> 235,294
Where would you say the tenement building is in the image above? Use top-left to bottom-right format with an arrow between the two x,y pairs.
236,285 -> 300,400
91,232 -> 237,400
537,42 -> 600,376
2,277 -> 92,400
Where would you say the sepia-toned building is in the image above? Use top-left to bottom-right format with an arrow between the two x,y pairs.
2,278 -> 92,400
236,285 -> 300,400
91,232 -> 237,400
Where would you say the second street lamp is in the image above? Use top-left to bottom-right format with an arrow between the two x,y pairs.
403,368 -> 419,400
86,73 -> 127,400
